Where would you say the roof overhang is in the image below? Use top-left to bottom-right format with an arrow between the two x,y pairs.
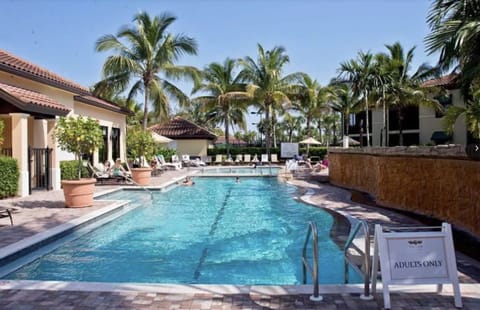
74,95 -> 133,115
0,87 -> 70,117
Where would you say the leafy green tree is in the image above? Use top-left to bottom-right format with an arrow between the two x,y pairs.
425,0 -> 480,96
443,88 -> 480,140
278,112 -> 304,142
192,58 -> 250,156
329,83 -> 361,138
55,116 -> 103,179
126,126 -> 157,166
338,51 -> 379,146
381,42 -> 439,145
239,44 -> 302,155
290,74 -> 332,137
94,12 -> 199,130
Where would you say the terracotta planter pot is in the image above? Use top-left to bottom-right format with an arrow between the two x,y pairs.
61,178 -> 96,208
130,167 -> 152,186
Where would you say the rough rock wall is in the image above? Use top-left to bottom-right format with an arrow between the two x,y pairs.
329,146 -> 480,237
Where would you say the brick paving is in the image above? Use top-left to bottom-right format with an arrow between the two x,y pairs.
1,168 -> 479,309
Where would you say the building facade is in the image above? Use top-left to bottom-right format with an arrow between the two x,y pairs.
0,49 -> 130,197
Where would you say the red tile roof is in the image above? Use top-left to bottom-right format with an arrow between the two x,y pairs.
74,95 -> 132,115
421,73 -> 458,88
0,49 -> 130,115
149,117 -> 217,140
0,49 -> 89,94
0,82 -> 70,116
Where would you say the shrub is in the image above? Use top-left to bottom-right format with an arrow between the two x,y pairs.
60,160 -> 89,180
156,147 -> 176,162
0,156 -> 19,198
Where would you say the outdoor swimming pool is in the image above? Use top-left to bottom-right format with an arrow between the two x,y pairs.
3,177 -> 360,285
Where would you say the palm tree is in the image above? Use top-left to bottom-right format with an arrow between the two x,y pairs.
329,83 -> 361,139
290,74 -> 332,137
238,44 -> 302,155
443,88 -> 480,140
279,112 -> 304,142
425,0 -> 480,96
338,51 -> 379,146
382,42 -> 439,145
94,12 -> 199,130
192,58 -> 250,156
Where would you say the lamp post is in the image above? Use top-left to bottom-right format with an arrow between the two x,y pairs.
251,111 -> 263,147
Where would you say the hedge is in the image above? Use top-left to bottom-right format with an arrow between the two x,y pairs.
0,156 -> 19,198
60,160 -> 90,180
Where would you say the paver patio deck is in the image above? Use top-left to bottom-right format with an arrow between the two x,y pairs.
1,167 -> 479,309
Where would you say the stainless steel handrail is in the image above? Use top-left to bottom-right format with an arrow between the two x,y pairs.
344,220 -> 373,300
302,221 -> 322,301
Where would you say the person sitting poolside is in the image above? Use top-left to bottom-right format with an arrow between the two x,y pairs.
112,159 -> 127,177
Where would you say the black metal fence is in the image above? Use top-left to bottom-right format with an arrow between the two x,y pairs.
29,147 -> 52,193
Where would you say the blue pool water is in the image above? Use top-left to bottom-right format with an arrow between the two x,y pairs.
197,166 -> 281,175
5,177 -> 360,285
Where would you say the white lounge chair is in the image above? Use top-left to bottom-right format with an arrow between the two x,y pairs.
214,154 -> 223,165
157,154 -> 182,170
261,154 -> 269,164
270,154 -> 279,164
183,154 -> 206,167
243,154 -> 251,163
252,154 -> 259,163
202,155 -> 212,165
235,154 -> 243,164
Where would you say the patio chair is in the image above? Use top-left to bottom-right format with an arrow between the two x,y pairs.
243,154 -> 251,163
270,154 -> 279,164
261,154 -> 269,165
201,155 -> 212,165
214,154 -> 223,165
0,206 -> 18,226
181,154 -> 192,166
252,154 -> 259,163
172,154 -> 181,164
235,154 -> 243,164
225,155 -> 234,165
183,154 -> 206,167
157,154 -> 182,170
87,161 -> 114,184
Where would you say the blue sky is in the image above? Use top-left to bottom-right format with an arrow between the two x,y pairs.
1,0 -> 435,121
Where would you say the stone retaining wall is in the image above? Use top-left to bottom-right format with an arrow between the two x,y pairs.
328,146 -> 480,237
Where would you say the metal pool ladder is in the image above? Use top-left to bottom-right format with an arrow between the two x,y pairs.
302,221 -> 322,301
344,220 -> 373,300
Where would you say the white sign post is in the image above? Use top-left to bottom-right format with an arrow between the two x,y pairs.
280,142 -> 299,158
371,223 -> 462,309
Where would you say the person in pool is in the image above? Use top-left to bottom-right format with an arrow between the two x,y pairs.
235,176 -> 240,183
181,176 -> 195,186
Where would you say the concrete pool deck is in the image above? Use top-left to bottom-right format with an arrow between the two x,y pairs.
0,168 -> 479,309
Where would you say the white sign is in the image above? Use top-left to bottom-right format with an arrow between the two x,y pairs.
280,143 -> 298,158
372,223 -> 461,309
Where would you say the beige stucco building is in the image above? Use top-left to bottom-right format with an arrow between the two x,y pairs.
149,117 -> 216,157
0,49 -> 130,197
347,74 -> 469,146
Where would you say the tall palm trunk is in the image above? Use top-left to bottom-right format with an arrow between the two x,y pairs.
382,87 -> 387,147
364,89 -> 370,147
271,111 -> 277,148
264,102 -> 271,155
225,114 -> 230,158
143,81 -> 149,131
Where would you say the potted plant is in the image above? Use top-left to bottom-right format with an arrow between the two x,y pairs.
127,127 -> 156,185
55,116 -> 103,208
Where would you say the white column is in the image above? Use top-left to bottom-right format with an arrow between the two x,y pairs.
10,113 -> 30,197
47,118 -> 61,190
